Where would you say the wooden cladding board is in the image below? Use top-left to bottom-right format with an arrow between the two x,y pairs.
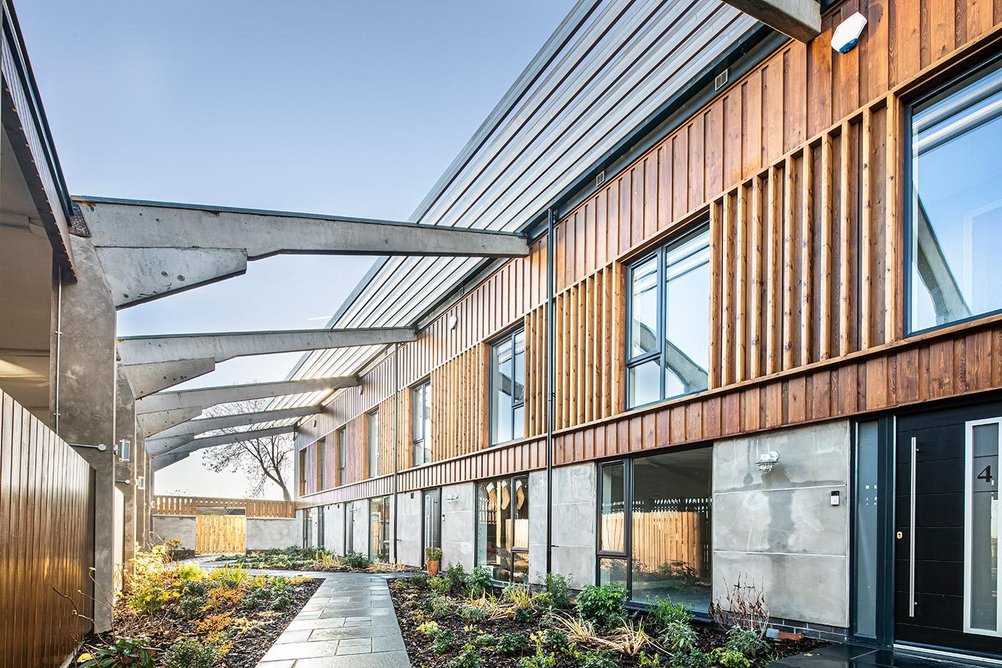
431,345 -> 488,462
1,389 -> 94,668
153,495 -> 295,518
195,515 -> 246,555
297,0 -> 1002,505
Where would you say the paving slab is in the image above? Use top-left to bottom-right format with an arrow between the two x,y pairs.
251,571 -> 411,668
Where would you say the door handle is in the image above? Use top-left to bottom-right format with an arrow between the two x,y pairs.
909,436 -> 917,618
896,531 -> 904,539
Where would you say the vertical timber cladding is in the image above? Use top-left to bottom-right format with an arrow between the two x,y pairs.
300,0 -> 1002,503
0,389 -> 95,668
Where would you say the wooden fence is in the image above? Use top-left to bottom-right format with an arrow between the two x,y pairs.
601,510 -> 709,578
153,495 -> 295,518
195,515 -> 246,555
0,389 -> 94,668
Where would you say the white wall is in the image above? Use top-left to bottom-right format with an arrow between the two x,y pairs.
246,517 -> 301,551
396,491 -> 423,567
441,482 -> 475,569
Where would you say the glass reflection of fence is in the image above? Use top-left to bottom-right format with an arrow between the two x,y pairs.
601,505 -> 710,579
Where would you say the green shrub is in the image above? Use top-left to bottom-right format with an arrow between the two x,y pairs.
407,573 -> 429,588
639,652 -> 665,668
707,648 -> 751,668
443,563 -> 467,595
444,644 -> 482,668
432,629 -> 456,654
342,551 -> 371,569
662,620 -> 699,654
427,594 -> 453,619
459,604 -> 488,622
210,565 -> 249,588
543,573 -> 572,609
496,631 -> 530,656
428,576 -> 452,596
574,583 -> 627,629
77,637 -> 155,668
670,649 -> 709,668
473,632 -> 495,647
579,650 -> 618,668
162,638 -> 220,668
466,566 -> 493,598
417,620 -> 441,636
175,562 -> 206,580
538,628 -> 569,653
517,650 -> 556,668
649,596 -> 692,631
724,627 -> 764,658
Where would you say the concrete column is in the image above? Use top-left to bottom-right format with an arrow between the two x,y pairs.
548,463 -> 596,589
350,500 -> 368,554
712,420 -> 851,629
528,471 -> 548,585
326,504 -> 346,555
395,490 -> 422,567
55,236 -> 119,632
440,483 -> 475,570
115,367 -> 137,566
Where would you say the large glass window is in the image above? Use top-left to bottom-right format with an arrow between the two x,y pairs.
476,475 -> 529,583
370,495 -> 391,562
337,427 -> 346,485
368,410 -> 379,478
909,59 -> 1002,333
412,381 -> 432,466
627,226 -> 710,408
491,329 -> 526,444
597,448 -> 712,610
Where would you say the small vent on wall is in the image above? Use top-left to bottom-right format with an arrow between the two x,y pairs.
136,476 -> 145,490
715,68 -> 729,91
595,170 -> 606,188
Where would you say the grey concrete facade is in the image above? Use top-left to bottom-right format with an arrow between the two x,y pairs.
528,471 -> 548,584
395,490 -> 423,567
548,463 -> 597,590
349,500 -> 368,555
440,482 -> 475,570
152,516 -> 196,550
325,504 -> 346,555
246,517 -> 301,551
712,420 -> 851,629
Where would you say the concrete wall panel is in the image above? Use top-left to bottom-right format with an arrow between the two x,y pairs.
326,504 -> 346,555
712,420 -> 850,628
152,516 -> 196,550
441,482 -> 475,570
550,463 -> 596,590
246,517 -> 300,551
397,491 -> 423,567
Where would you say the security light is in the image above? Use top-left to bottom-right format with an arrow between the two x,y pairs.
755,450 -> 780,474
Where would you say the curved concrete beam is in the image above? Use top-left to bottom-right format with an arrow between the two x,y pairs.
146,405 -> 322,455
135,376 -> 355,415
151,425 -> 295,472
118,327 -> 416,365
122,358 -> 217,399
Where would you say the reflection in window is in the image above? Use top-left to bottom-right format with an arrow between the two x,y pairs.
910,59 -> 1002,332
476,475 -> 529,583
369,495 -> 390,562
596,448 -> 712,610
412,381 -> 431,466
627,226 -> 710,408
491,329 -> 526,444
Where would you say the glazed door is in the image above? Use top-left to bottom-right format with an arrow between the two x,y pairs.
422,489 -> 441,566
895,404 -> 1001,655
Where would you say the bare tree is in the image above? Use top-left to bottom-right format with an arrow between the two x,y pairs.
200,398 -> 295,500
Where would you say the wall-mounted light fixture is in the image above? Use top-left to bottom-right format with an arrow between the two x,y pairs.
118,439 -> 131,462
69,442 -> 108,452
832,12 -> 866,54
756,450 -> 781,474
448,314 -> 458,331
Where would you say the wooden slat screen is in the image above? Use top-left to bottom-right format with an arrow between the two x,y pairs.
1,389 -> 94,668
153,495 -> 295,518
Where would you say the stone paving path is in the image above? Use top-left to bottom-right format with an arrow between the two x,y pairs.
252,571 -> 411,668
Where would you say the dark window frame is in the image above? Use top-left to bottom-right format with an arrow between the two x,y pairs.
298,448 -> 308,496
315,437 -> 326,491
904,55 -> 1002,337
474,473 -> 531,584
336,427 -> 346,485
490,327 -> 527,446
625,222 -> 711,409
412,380 -> 432,466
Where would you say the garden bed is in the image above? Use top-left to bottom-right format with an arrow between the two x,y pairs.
389,566 -> 825,668
214,546 -> 418,574
74,547 -> 321,668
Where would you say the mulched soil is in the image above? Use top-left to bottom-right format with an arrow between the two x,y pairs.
77,577 -> 321,668
389,578 -> 826,668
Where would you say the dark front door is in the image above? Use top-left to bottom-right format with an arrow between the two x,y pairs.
895,402 -> 1001,655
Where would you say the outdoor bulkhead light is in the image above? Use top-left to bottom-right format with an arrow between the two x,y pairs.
755,450 -> 781,474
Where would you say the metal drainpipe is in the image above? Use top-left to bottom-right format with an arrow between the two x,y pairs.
54,265 -> 64,435
545,208 -> 557,574
392,342 -> 400,564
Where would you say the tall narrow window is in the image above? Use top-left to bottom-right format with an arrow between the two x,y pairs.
315,437 -> 326,491
369,495 -> 391,562
298,448 -> 307,496
626,226 -> 710,408
491,329 -> 526,444
337,427 -> 346,485
412,381 -> 431,466
368,410 -> 379,478
908,59 -> 1002,333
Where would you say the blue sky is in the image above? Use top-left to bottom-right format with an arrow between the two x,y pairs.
19,0 -> 574,497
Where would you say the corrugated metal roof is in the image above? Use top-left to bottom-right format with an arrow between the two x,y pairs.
275,0 -> 758,413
